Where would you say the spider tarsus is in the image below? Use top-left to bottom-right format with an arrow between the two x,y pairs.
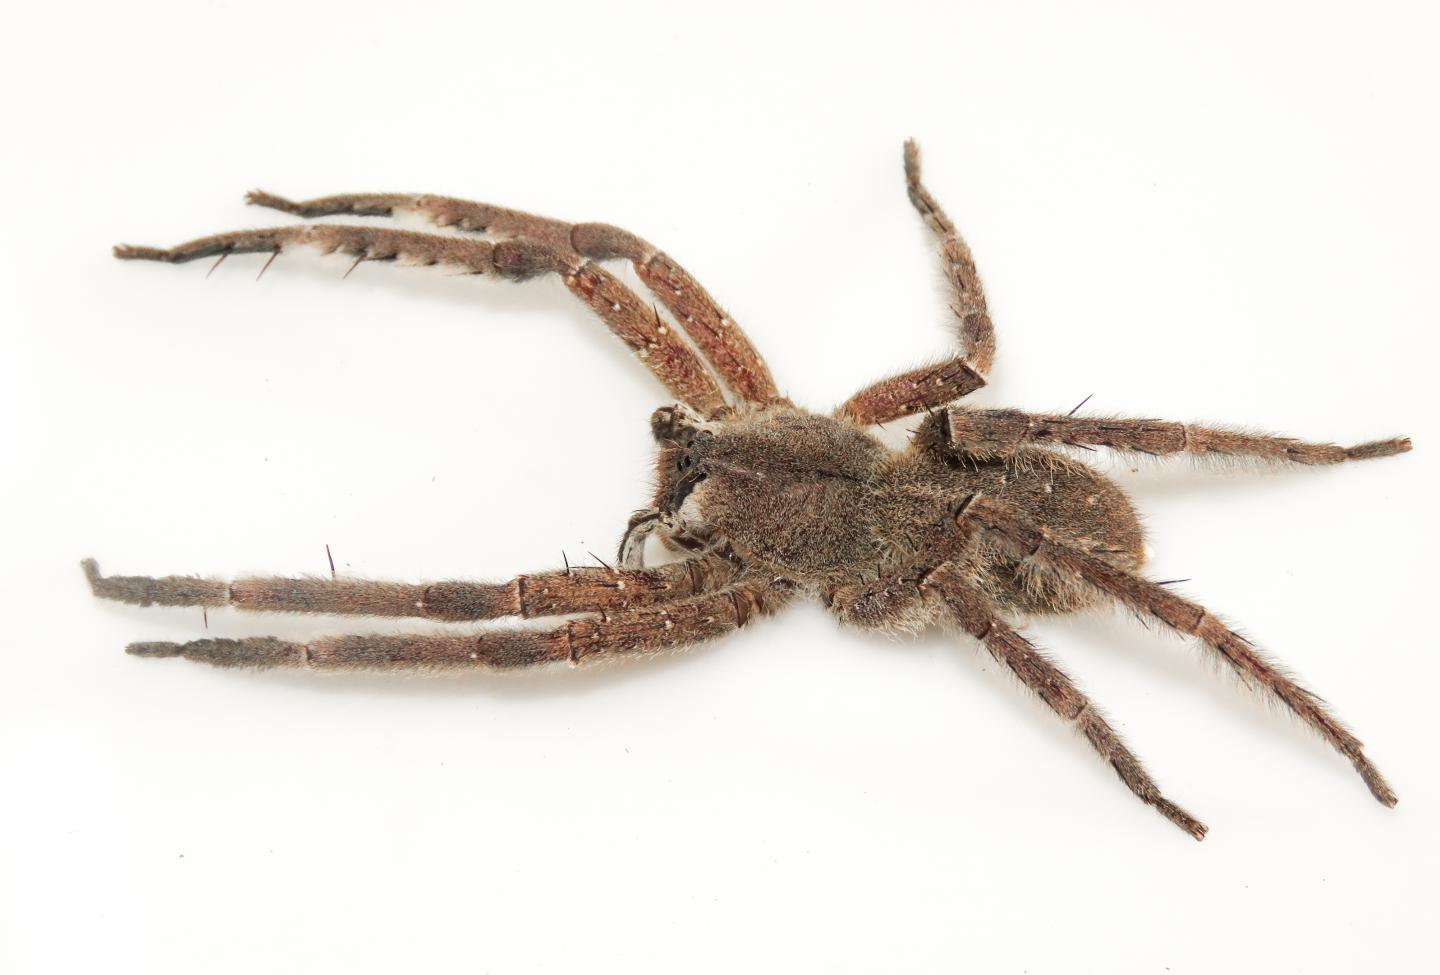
81,558 -> 129,602
123,637 -> 300,668
126,641 -> 184,658
245,189 -> 298,212
902,137 -> 921,182
1358,762 -> 1399,808
1344,437 -> 1411,461
1155,800 -> 1208,841
112,243 -> 171,262
82,559 -> 229,608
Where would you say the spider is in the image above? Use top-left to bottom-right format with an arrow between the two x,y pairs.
85,140 -> 1411,839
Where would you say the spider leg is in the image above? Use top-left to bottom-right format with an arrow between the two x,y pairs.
245,190 -> 779,404
83,555 -> 739,622
822,502 -> 1203,836
838,140 -> 995,425
962,496 -> 1398,807
122,582 -> 791,673
925,407 -> 1412,465
837,357 -> 987,427
901,140 -> 996,375
113,224 -> 727,413
932,564 -> 1207,839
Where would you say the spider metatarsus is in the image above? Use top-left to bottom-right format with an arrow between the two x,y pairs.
85,141 -> 1410,839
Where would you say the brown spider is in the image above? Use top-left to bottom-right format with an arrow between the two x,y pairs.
85,140 -> 1411,839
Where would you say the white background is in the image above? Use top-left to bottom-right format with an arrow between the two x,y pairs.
3,2 -> 1436,972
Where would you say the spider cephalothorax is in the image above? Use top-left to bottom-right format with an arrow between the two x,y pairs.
86,141 -> 1410,839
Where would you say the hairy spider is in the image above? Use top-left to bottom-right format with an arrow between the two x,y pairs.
86,141 -> 1411,839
